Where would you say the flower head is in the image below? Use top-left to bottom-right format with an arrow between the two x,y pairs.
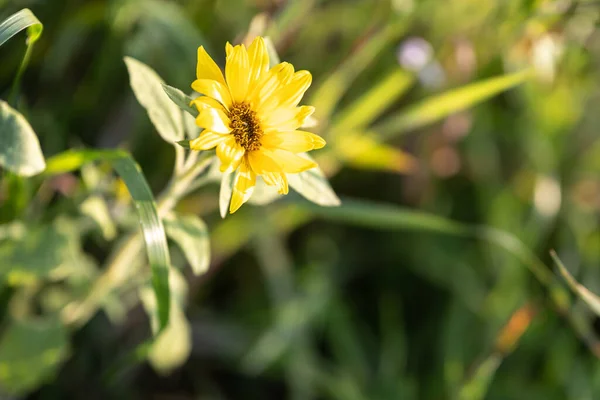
190,37 -> 326,213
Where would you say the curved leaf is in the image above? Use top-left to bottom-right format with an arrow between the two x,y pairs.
45,149 -> 171,332
0,100 -> 45,176
0,8 -> 43,48
125,57 -> 184,143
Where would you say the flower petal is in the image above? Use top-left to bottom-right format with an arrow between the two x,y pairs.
229,158 -> 256,213
263,105 -> 315,132
191,96 -> 227,113
261,130 -> 326,152
189,130 -> 229,150
225,44 -> 250,103
217,136 -> 245,173
247,149 -> 283,174
251,62 -> 294,112
247,37 -> 269,89
260,148 -> 317,173
225,42 -> 234,58
275,70 -> 312,109
196,46 -> 226,86
196,108 -> 231,134
191,79 -> 232,109
262,172 -> 289,194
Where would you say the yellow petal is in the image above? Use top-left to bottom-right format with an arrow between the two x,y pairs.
251,62 -> 294,112
217,136 -> 245,173
191,79 -> 232,109
191,96 -> 226,113
196,108 -> 231,134
262,172 -> 289,194
247,149 -> 283,174
261,130 -> 326,152
225,45 -> 250,103
196,46 -> 226,86
260,148 -> 317,173
189,130 -> 229,150
225,42 -> 234,58
275,70 -> 312,109
229,158 -> 256,213
263,105 -> 315,132
247,37 -> 269,90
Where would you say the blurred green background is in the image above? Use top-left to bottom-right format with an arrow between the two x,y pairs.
3,0 -> 600,399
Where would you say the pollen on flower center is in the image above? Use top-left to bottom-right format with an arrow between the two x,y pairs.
229,102 -> 263,151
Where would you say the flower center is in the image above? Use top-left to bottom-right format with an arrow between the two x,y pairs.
229,102 -> 263,151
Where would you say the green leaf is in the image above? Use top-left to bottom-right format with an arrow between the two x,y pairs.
124,57 -> 184,143
374,69 -> 532,139
164,213 -> 210,275
332,68 -> 414,132
0,8 -> 43,48
176,140 -> 192,149
551,251 -> 600,316
0,100 -> 45,176
162,84 -> 198,118
0,220 -> 87,285
288,156 -> 340,207
45,150 -> 171,332
0,317 -> 68,394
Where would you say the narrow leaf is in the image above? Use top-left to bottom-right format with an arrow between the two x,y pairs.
0,8 -> 43,48
551,250 -> 600,316
124,57 -> 184,143
176,140 -> 192,149
45,149 -> 171,331
164,213 -> 210,275
332,68 -> 414,132
334,132 -> 417,174
0,100 -> 45,176
374,69 -> 532,139
162,83 -> 198,118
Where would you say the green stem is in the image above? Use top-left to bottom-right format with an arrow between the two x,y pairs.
8,41 -> 35,106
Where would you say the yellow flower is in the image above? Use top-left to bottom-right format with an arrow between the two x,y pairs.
189,37 -> 326,213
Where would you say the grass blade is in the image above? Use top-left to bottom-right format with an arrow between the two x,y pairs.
551,250 -> 600,316
0,8 -> 42,48
374,70 -> 532,139
45,149 -> 171,331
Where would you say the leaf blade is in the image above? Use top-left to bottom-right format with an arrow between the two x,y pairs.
124,57 -> 184,143
0,8 -> 43,48
164,213 -> 210,275
0,100 -> 45,176
374,70 -> 532,138
45,149 -> 171,331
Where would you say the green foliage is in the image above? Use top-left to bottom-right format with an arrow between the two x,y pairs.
0,101 -> 45,176
0,317 -> 67,394
2,0 -> 600,398
124,57 -> 185,143
45,150 -> 172,332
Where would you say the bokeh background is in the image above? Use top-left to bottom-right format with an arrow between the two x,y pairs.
3,0 -> 600,399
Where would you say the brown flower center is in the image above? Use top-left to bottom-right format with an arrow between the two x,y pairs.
229,102 -> 263,151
